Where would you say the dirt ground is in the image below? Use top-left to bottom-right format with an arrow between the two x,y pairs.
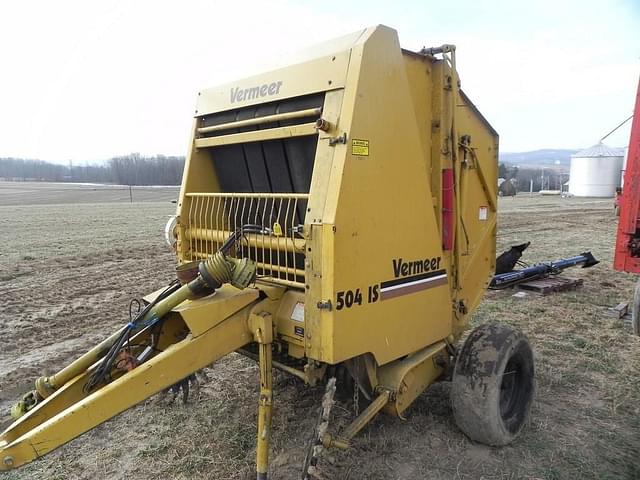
1,184 -> 639,480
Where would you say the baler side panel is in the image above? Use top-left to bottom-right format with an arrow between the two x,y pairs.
319,26 -> 453,366
403,51 -> 498,335
454,92 -> 499,329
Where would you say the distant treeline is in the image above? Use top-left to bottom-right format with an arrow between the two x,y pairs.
499,163 -> 568,192
2,155 -> 568,191
0,154 -> 185,185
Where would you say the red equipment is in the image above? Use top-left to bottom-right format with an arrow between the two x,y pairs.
614,76 -> 640,334
614,77 -> 640,273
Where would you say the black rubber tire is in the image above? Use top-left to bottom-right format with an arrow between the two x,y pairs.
451,323 -> 535,446
632,281 -> 640,336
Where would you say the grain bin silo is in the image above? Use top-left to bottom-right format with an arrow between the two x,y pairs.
621,147 -> 629,188
569,143 -> 624,197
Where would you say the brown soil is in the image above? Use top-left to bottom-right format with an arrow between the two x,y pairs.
1,185 -> 638,479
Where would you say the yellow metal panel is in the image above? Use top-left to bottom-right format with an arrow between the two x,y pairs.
173,285 -> 259,337
403,53 -> 434,170
403,45 -> 499,343
316,89 -> 345,140
428,60 -> 447,240
273,290 -> 306,348
304,224 -> 327,360
452,92 -> 499,333
378,341 -> 447,417
196,50 -> 352,115
303,89 -> 345,360
311,26 -> 453,365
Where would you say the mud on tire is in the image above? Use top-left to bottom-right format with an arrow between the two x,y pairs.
451,323 -> 535,446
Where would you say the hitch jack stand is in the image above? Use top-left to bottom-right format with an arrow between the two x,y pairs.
251,312 -> 274,480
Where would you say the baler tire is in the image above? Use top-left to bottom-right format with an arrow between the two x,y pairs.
451,323 -> 535,446
632,281 -> 640,336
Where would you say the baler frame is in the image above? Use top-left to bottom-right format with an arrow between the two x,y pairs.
0,25 -> 535,480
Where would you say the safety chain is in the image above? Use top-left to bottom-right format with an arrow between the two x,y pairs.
302,377 -> 336,480
353,378 -> 360,417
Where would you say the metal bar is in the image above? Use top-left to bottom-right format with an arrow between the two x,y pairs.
234,197 -> 241,254
600,114 -> 633,143
197,195 -> 204,257
45,327 -> 127,391
204,196 -> 211,252
188,195 -> 195,261
284,198 -> 291,281
259,198 -> 267,278
197,107 -> 321,134
249,196 -> 258,271
257,276 -> 305,290
333,390 -> 391,445
186,192 -> 309,200
186,229 -> 304,252
276,199 -> 283,281
256,332 -> 273,479
238,349 -> 309,383
190,251 -> 305,279
254,260 -> 302,279
469,147 -> 497,212
194,123 -> 318,148
226,197 -> 233,253
268,198 -> 276,279
214,195 -> 223,252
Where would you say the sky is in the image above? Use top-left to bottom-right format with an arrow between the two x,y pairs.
0,0 -> 638,163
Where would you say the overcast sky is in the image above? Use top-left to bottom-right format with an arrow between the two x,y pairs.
0,0 -> 638,163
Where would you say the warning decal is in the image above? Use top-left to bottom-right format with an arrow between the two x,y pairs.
351,139 -> 369,156
291,302 -> 305,322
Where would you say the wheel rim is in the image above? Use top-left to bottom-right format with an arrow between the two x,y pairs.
498,350 -> 532,433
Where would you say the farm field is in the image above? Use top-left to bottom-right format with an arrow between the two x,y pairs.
0,181 -> 179,206
0,184 -> 639,480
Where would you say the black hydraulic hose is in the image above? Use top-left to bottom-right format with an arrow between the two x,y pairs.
84,279 -> 181,393
220,224 -> 270,254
